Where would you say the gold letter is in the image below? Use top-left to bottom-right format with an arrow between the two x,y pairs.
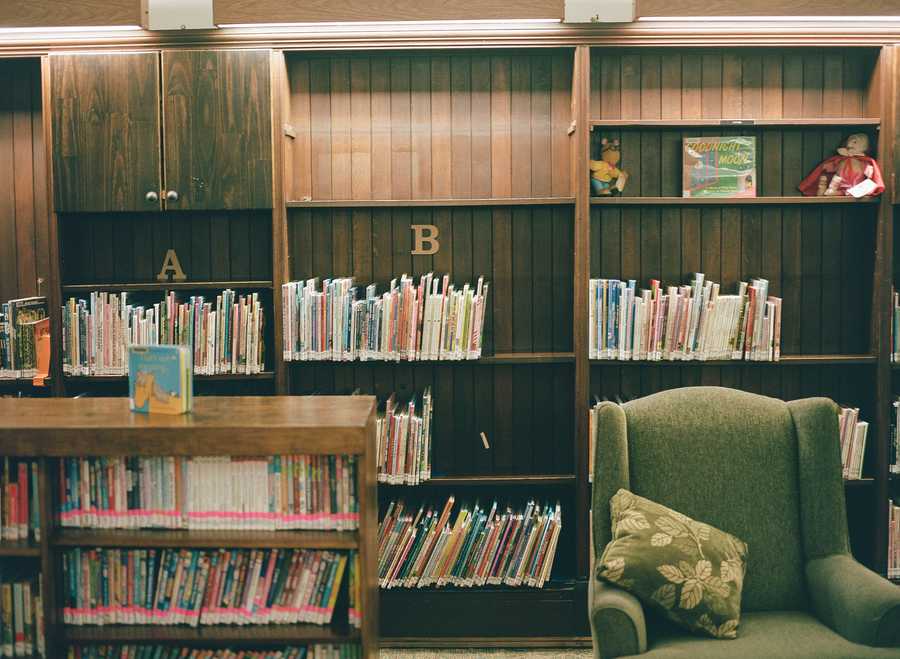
156,249 -> 187,282
411,224 -> 440,255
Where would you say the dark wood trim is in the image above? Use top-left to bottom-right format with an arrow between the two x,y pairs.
63,372 -> 276,383
271,49 -> 290,395
589,355 -> 877,366
381,636 -> 593,648
52,529 -> 359,549
286,197 -> 576,208
591,118 -> 881,127
0,542 -> 41,557
844,478 -> 876,487
62,624 -> 360,644
380,474 -> 577,487
590,196 -> 880,206
573,45 -> 591,580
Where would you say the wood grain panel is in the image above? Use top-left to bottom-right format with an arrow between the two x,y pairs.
60,211 -> 272,285
0,58 -> 49,303
51,52 -> 160,213
590,49 -> 879,122
289,205 -> 574,355
288,51 -> 573,202
163,49 -> 272,210
590,205 -> 874,357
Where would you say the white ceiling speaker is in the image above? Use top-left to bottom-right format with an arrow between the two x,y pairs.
564,0 -> 636,23
141,0 -> 215,30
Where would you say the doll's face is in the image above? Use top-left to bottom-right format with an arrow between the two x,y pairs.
845,134 -> 869,155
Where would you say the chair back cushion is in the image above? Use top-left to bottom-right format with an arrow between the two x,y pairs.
621,387 -> 807,612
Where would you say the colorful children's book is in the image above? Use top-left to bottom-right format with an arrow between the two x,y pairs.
128,345 -> 193,415
682,136 -> 757,198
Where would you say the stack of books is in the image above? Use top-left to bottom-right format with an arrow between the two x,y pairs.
0,297 -> 47,379
378,498 -> 561,589
589,274 -> 781,362
58,455 -> 358,531
67,646 -> 361,659
0,575 -> 44,657
62,290 -> 266,376
0,459 -> 40,543
281,274 -> 488,362
890,501 -> 899,580
377,388 -> 433,485
61,548 -> 353,627
838,407 -> 869,481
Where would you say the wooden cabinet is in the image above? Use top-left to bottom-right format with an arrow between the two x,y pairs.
163,50 -> 272,210
51,49 -> 272,213
51,52 -> 161,213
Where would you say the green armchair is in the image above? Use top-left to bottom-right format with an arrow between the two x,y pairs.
590,387 -> 900,659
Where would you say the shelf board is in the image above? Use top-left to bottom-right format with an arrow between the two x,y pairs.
590,118 -> 880,127
62,624 -> 357,644
53,529 -> 358,550
0,541 -> 41,557
63,372 -> 275,384
286,353 -> 575,365
62,281 -> 273,294
287,197 -> 575,208
380,474 -> 576,487
590,355 -> 875,366
590,196 -> 878,206
844,478 -> 875,487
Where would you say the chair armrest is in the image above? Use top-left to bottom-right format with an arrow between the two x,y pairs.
806,553 -> 900,647
589,575 -> 647,659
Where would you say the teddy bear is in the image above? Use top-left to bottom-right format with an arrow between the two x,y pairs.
798,133 -> 884,198
590,138 -> 628,196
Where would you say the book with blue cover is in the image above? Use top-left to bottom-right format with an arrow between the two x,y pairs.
128,345 -> 192,415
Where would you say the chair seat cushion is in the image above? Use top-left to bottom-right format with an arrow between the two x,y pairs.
634,611 -> 900,658
597,489 -> 748,639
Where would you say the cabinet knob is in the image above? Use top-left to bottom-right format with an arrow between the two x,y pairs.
145,191 -> 159,203
166,190 -> 179,202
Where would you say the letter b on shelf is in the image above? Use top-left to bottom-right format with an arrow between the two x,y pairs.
411,224 -> 440,255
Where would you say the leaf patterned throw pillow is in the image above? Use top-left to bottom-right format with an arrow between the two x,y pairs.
596,489 -> 749,640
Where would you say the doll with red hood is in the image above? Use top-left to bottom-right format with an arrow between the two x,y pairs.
798,133 -> 884,198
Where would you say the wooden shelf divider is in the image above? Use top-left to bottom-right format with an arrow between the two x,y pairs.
52,529 -> 359,550
590,196 -> 879,206
62,624 -> 359,645
0,542 -> 42,557
286,197 -> 576,208
590,355 -> 876,366
590,118 -> 880,127
61,281 -> 274,293
63,372 -> 276,384
380,474 -> 576,488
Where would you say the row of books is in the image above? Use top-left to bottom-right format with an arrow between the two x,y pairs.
0,576 -> 44,657
281,274 -> 488,362
67,645 -> 360,659
589,274 -> 781,362
0,460 -> 40,543
838,407 -> 869,481
0,297 -> 47,379
890,500 -> 899,580
58,456 -> 358,531
378,497 -> 561,589
62,290 -> 266,377
61,548 -> 355,627
377,388 -> 433,485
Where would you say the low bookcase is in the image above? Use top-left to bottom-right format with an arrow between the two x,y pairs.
0,396 -> 378,658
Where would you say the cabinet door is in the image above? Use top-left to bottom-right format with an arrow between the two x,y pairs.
162,49 -> 273,210
51,52 -> 162,212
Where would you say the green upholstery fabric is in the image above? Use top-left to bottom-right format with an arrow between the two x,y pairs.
626,611 -> 900,659
589,576 -> 647,658
620,387 -> 807,612
589,386 -> 900,659
807,554 -> 900,647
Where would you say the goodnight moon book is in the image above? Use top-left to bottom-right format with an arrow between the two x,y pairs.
682,136 -> 757,198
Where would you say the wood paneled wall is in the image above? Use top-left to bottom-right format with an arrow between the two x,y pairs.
0,58 -> 49,303
287,52 -> 573,202
590,50 -> 880,120
59,211 -> 272,285
288,206 -> 574,355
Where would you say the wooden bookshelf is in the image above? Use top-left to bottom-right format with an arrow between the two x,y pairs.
0,397 -> 379,658
590,196 -> 879,205
286,197 -> 576,208
590,118 -> 881,127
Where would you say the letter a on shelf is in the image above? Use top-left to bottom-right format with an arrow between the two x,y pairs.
157,249 -> 188,281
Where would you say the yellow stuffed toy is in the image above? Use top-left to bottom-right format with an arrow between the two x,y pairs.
590,137 -> 628,195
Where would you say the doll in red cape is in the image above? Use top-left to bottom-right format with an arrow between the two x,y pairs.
798,133 -> 884,197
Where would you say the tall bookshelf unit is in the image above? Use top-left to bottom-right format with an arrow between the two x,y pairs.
0,31 -> 898,644
0,396 -> 379,658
